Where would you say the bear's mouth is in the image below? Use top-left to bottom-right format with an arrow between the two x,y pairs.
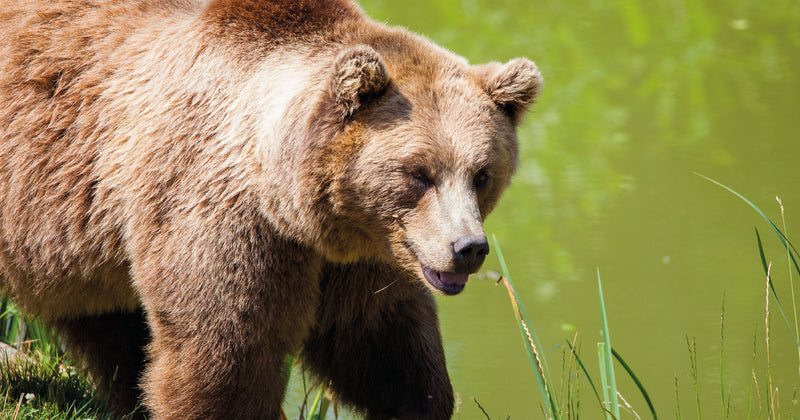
421,265 -> 468,295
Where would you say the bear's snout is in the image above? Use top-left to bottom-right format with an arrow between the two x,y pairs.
451,234 -> 489,273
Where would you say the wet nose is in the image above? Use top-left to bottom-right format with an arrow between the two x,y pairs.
452,234 -> 490,273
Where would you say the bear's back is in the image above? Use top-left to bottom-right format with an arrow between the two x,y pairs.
204,0 -> 361,45
0,0 -> 377,318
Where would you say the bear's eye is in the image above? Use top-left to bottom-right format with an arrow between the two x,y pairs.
407,169 -> 433,187
474,170 -> 491,190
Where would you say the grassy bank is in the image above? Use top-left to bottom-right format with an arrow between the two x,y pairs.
0,299 -> 115,419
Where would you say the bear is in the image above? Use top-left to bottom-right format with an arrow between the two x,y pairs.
0,0 -> 543,418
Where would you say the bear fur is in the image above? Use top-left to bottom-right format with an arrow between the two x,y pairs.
0,0 -> 543,418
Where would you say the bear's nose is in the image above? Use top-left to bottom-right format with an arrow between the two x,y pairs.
452,234 -> 490,273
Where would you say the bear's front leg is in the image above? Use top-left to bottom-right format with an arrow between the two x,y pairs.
132,219 -> 321,419
302,261 -> 454,420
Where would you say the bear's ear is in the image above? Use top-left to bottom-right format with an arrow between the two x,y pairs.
474,58 -> 543,125
329,45 -> 391,119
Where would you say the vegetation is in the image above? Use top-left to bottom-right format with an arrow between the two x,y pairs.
0,353 -> 112,420
492,236 -> 656,419
486,178 -> 800,418
0,298 -> 114,419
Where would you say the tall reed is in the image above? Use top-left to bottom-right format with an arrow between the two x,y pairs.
493,235 -> 560,418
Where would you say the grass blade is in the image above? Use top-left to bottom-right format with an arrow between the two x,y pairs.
755,228 -> 800,350
700,174 -> 800,282
565,338 -> 603,408
777,197 -> 800,368
598,343 -> 613,420
310,385 -> 330,420
720,292 -> 727,420
598,270 -> 620,419
493,235 -> 560,418
686,335 -> 701,419
611,347 -> 658,419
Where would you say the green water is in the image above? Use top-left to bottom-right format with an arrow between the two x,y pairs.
289,0 -> 800,418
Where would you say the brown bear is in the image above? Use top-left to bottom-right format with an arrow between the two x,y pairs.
0,0 -> 542,418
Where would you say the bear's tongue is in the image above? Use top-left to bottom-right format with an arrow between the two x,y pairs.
422,266 -> 468,294
438,272 -> 468,286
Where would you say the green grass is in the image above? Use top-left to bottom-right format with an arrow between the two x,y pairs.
0,295 -> 335,420
282,355 -> 337,420
0,297 -> 122,420
0,352 -> 114,420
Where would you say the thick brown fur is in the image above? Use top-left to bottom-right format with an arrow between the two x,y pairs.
0,0 -> 543,419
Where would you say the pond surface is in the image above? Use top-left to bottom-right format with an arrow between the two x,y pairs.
288,0 -> 800,417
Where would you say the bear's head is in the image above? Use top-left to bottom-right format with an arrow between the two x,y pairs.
312,39 -> 542,295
